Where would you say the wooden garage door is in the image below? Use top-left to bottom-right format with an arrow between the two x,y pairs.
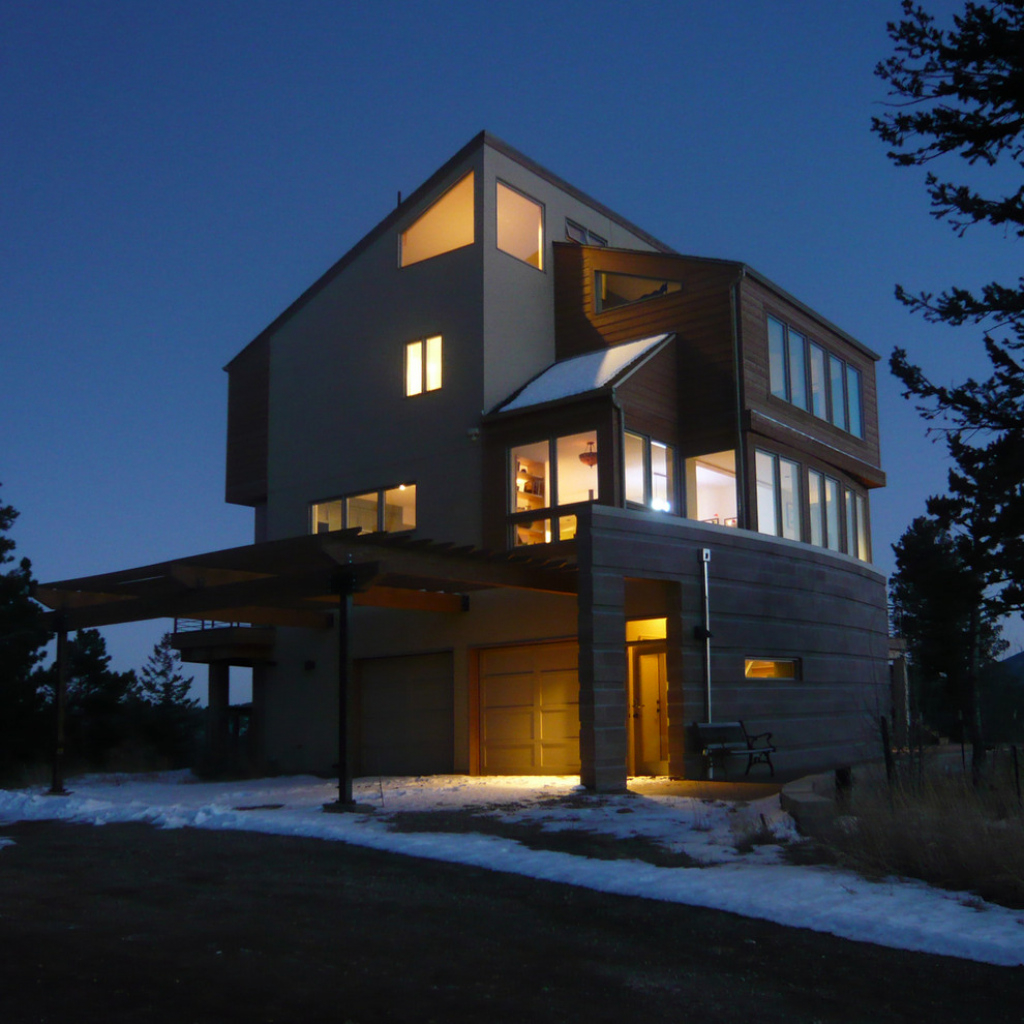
356,652 -> 454,776
478,642 -> 579,774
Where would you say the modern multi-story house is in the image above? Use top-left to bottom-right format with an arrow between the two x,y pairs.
38,132 -> 889,792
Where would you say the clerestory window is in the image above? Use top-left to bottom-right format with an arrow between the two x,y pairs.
311,484 -> 416,535
400,173 -> 475,268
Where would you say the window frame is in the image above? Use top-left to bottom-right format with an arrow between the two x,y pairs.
508,431 -> 600,546
594,271 -> 684,314
495,180 -> 545,271
399,171 -> 475,269
766,313 -> 864,438
754,449 -> 802,541
405,335 -> 443,397
311,483 -> 417,536
624,429 -> 677,514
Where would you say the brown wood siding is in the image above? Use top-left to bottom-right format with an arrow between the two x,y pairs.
225,334 -> 269,506
553,245 -> 741,461
615,343 -> 679,445
738,277 -> 883,477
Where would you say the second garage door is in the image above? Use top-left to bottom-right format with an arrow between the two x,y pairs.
478,641 -> 580,774
356,652 -> 454,776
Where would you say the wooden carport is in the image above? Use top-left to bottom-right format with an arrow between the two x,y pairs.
35,530 -> 577,805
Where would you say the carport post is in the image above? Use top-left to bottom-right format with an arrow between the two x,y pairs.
48,625 -> 69,796
336,574 -> 355,805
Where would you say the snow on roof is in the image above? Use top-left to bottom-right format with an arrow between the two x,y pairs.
496,334 -> 670,413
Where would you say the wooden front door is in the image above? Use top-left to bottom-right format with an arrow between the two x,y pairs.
628,645 -> 668,776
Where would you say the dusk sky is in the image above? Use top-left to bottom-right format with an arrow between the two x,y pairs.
3,0 -> 1020,692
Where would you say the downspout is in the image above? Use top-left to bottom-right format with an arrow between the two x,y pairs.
730,272 -> 747,527
700,548 -> 712,723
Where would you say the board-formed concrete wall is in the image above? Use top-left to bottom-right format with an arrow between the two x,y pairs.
582,505 -> 889,783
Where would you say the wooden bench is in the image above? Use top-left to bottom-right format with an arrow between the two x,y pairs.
691,721 -> 776,778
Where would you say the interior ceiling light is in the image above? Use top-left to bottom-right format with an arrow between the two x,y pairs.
579,441 -> 598,467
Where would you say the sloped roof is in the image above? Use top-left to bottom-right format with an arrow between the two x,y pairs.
493,334 -> 671,414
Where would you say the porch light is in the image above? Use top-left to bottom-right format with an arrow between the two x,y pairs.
579,441 -> 598,467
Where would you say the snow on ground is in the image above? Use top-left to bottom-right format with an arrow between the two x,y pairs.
1,772 -> 1022,967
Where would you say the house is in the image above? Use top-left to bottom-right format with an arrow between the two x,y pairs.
38,132 -> 889,793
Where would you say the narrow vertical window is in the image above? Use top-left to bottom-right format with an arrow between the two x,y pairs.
768,317 -> 787,400
755,451 -> 777,537
406,336 -> 443,396
847,365 -> 863,438
424,335 -> 442,391
556,431 -> 599,505
808,471 -> 824,548
829,354 -> 847,430
651,441 -> 674,512
788,330 -> 807,410
809,343 -> 828,420
406,341 -> 423,396
624,431 -> 646,505
844,488 -> 856,556
779,457 -> 801,540
825,477 -> 841,552
855,493 -> 870,561
497,182 -> 544,269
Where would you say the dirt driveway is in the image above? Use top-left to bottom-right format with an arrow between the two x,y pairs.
0,820 -> 1019,1023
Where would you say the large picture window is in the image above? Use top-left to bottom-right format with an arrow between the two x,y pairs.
312,484 -> 416,535
496,182 -> 543,269
767,315 -> 864,438
400,172 -> 475,268
510,431 -> 598,545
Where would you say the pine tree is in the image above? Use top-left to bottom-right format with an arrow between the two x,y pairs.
873,2 -> 1024,618
134,634 -> 197,709
890,516 -> 1007,749
0,484 -> 51,774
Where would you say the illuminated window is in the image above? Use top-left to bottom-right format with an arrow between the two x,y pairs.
311,484 -> 416,535
596,272 -> 682,312
400,172 -> 475,268
684,451 -> 737,527
405,335 -> 442,396
624,430 -> 676,512
510,431 -> 598,545
745,659 -> 799,679
844,487 -> 871,562
497,182 -> 544,269
808,470 -> 841,552
755,450 -> 801,541
626,618 -> 667,642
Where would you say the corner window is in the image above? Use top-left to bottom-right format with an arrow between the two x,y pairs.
596,272 -> 682,312
496,182 -> 543,269
624,430 -> 676,512
405,335 -> 442,396
312,484 -> 416,535
755,450 -> 801,541
510,431 -> 598,545
400,172 -> 475,268
684,451 -> 738,527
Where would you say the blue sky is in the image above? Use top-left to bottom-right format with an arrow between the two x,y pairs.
3,0 -> 1020,688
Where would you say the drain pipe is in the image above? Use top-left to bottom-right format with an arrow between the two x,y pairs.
699,547 -> 712,723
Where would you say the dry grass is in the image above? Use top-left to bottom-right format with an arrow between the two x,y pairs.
805,760 -> 1024,909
